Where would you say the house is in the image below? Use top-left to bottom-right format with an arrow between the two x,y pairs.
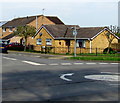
33,24 -> 120,54
1,15 -> 64,44
0,21 -> 8,37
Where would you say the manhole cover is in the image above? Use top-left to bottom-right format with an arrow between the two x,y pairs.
84,75 -> 119,81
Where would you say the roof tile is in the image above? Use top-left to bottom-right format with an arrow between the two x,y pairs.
2,15 -> 64,27
43,25 -> 104,39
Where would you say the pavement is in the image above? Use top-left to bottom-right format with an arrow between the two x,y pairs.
8,50 -> 72,59
8,50 -> 120,63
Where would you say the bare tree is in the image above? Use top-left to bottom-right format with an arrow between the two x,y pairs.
109,25 -> 120,36
104,25 -> 120,53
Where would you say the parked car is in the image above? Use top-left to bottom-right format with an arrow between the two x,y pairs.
0,39 -> 9,53
0,43 -> 8,53
7,42 -> 24,51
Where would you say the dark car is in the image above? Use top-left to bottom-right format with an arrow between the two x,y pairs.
0,43 -> 8,53
7,42 -> 24,51
0,39 -> 9,53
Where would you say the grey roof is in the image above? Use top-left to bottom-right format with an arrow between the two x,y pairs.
42,25 -> 104,39
2,15 -> 64,28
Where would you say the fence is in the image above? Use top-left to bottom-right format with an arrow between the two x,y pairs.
32,46 -> 111,55
111,43 -> 120,52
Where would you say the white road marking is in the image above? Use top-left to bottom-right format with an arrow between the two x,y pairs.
3,57 -> 17,61
49,63 -> 59,65
22,61 -> 46,65
86,63 -> 96,65
61,63 -> 72,65
110,63 -> 119,65
33,56 -> 41,57
85,75 -> 120,81
109,84 -> 120,86
101,72 -> 120,75
60,73 -> 74,81
2,56 -> 119,66
99,63 -> 109,65
73,63 -> 84,65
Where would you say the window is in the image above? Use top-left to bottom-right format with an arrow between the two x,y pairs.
3,28 -> 6,32
77,40 -> 86,48
46,39 -> 52,45
65,40 -> 70,46
36,39 -> 42,45
39,33 -> 42,36
59,41 -> 61,45
9,27 -> 12,32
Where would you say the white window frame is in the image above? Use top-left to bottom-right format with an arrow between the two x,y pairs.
76,40 -> 86,48
3,28 -> 6,32
36,39 -> 42,45
46,38 -> 52,46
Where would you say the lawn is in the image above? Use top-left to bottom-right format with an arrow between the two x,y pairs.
69,56 -> 120,61
77,53 -> 120,57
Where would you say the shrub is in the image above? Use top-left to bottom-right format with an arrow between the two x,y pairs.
103,47 -> 117,54
8,47 -> 24,51
66,53 -> 69,55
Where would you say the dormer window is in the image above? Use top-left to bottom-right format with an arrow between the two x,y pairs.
3,28 -> 6,32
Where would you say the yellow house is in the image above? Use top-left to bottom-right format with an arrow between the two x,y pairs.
1,15 -> 64,44
33,25 -> 120,54
0,21 -> 7,38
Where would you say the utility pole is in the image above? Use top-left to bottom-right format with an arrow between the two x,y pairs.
73,26 -> 77,57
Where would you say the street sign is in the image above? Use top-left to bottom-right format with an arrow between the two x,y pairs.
73,29 -> 77,36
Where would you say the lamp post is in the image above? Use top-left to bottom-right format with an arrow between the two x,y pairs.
73,26 -> 77,57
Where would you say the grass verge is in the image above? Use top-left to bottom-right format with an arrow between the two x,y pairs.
69,56 -> 120,61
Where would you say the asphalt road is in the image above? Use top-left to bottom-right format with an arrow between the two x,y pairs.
1,53 -> 119,101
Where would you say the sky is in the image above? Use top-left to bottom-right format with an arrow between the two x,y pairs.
0,0 -> 120,27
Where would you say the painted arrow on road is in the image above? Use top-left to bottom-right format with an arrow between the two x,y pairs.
60,73 -> 74,81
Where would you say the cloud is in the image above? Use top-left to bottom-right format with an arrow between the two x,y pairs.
0,0 -> 118,27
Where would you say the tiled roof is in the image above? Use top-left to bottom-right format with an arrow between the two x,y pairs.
2,16 -> 37,27
43,25 -> 104,39
46,16 -> 64,24
2,15 -> 64,27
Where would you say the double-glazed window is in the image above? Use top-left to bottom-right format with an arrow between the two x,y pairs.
36,39 -> 42,45
77,40 -> 86,48
46,39 -> 52,45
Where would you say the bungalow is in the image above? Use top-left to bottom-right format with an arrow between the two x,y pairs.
1,15 -> 64,44
33,24 -> 120,54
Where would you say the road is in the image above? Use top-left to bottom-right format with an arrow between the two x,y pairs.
1,53 -> 119,101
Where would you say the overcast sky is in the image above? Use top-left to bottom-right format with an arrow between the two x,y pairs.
0,0 -> 119,27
